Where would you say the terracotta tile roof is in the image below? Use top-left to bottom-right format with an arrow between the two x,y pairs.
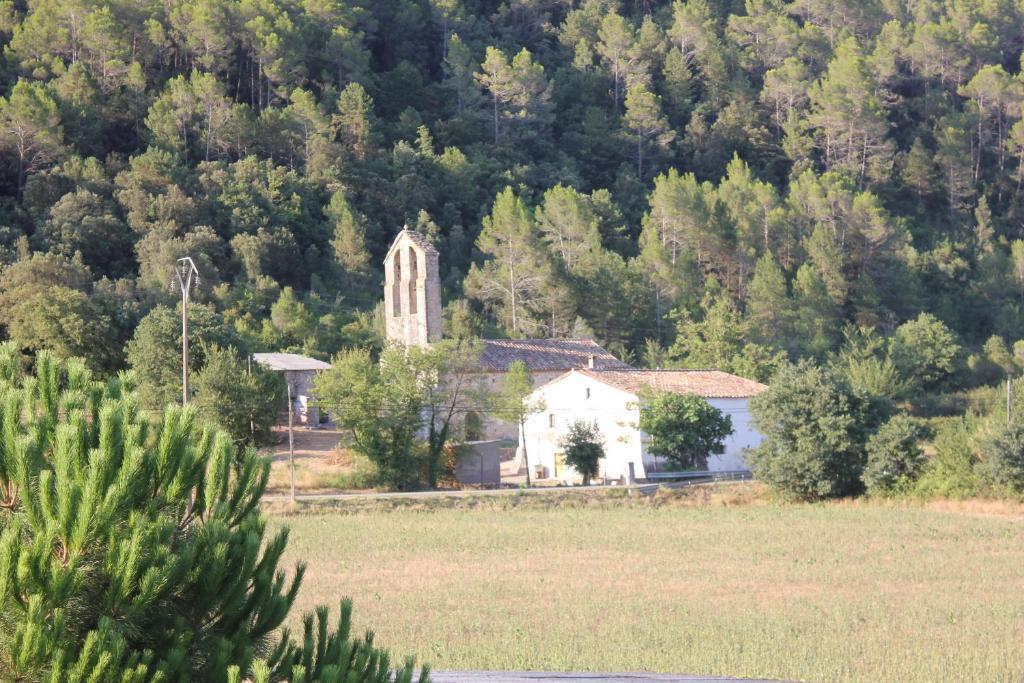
478,339 -> 631,373
578,368 -> 767,399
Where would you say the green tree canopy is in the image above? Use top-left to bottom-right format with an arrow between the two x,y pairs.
126,303 -> 243,410
558,419 -> 605,485
638,391 -> 732,470
889,313 -> 963,393
748,360 -> 889,500
192,344 -> 283,447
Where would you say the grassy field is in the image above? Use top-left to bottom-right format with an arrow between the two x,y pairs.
272,488 -> 1024,682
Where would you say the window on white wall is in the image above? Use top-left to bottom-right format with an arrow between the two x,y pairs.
548,413 -> 555,428
585,387 -> 591,399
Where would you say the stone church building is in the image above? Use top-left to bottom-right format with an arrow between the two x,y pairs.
382,229 -> 765,478
383,228 -> 629,440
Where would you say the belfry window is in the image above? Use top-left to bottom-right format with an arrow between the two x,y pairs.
408,247 -> 418,314
392,258 -> 402,317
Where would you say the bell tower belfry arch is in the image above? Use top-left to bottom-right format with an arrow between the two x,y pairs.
383,228 -> 442,347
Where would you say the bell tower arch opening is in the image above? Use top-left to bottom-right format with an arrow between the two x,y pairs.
408,246 -> 418,315
391,256 -> 402,317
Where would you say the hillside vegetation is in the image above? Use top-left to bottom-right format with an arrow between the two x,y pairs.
0,0 -> 1022,397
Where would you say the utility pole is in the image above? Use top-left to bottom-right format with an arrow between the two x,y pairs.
1008,377 -> 1014,427
172,257 -> 200,405
287,378 -> 296,502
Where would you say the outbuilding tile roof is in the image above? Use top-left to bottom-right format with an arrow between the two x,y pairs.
478,339 -> 631,373
578,368 -> 767,399
252,353 -> 332,372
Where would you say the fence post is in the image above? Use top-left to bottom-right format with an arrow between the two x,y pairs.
627,462 -> 636,496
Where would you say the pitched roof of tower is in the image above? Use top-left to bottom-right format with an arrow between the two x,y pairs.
384,228 -> 438,262
477,339 -> 632,373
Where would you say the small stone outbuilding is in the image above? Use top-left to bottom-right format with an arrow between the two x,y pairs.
252,353 -> 331,425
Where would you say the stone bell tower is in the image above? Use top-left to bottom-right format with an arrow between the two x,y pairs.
383,228 -> 442,347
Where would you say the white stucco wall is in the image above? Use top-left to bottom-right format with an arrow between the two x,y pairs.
523,372 -> 645,483
705,398 -> 760,471
523,372 -> 763,482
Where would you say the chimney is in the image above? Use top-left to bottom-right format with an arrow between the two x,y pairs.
587,354 -> 596,369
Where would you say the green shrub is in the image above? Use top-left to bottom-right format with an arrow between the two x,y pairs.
558,420 -> 605,485
889,313 -> 962,394
913,417 -> 980,499
748,361 -> 887,501
976,423 -> 1024,495
862,415 -> 928,495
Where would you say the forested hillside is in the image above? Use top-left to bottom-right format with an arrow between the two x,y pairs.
1,0 -> 1023,394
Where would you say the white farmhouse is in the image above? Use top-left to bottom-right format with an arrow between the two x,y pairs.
523,369 -> 767,483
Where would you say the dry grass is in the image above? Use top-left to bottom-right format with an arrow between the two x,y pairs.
263,427 -> 380,494
272,492 -> 1024,682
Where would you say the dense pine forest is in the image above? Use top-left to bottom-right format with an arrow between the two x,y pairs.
1,0 -> 1024,402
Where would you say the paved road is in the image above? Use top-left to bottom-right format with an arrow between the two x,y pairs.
430,672 -> 786,683
263,482 -> 656,502
261,475 -> 751,503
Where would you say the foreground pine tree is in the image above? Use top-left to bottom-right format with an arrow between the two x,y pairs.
0,344 -> 428,683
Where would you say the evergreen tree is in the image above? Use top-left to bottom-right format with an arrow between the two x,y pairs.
465,188 -> 551,336
326,190 -> 375,306
0,344 -> 427,682
623,84 -> 674,179
475,47 -> 552,147
443,34 -> 483,118
746,251 -> 791,346
0,80 -> 64,193
334,82 -> 377,161
807,37 -> 893,185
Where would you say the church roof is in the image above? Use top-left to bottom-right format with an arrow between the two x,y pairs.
576,368 -> 767,399
478,339 -> 631,373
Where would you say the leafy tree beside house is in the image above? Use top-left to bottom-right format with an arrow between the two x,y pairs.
192,344 -> 283,448
558,420 -> 605,485
497,360 -> 546,486
638,391 -> 732,470
315,346 -> 425,491
0,343 -> 427,682
127,303 -> 244,410
748,361 -> 890,501
314,342 -> 488,490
